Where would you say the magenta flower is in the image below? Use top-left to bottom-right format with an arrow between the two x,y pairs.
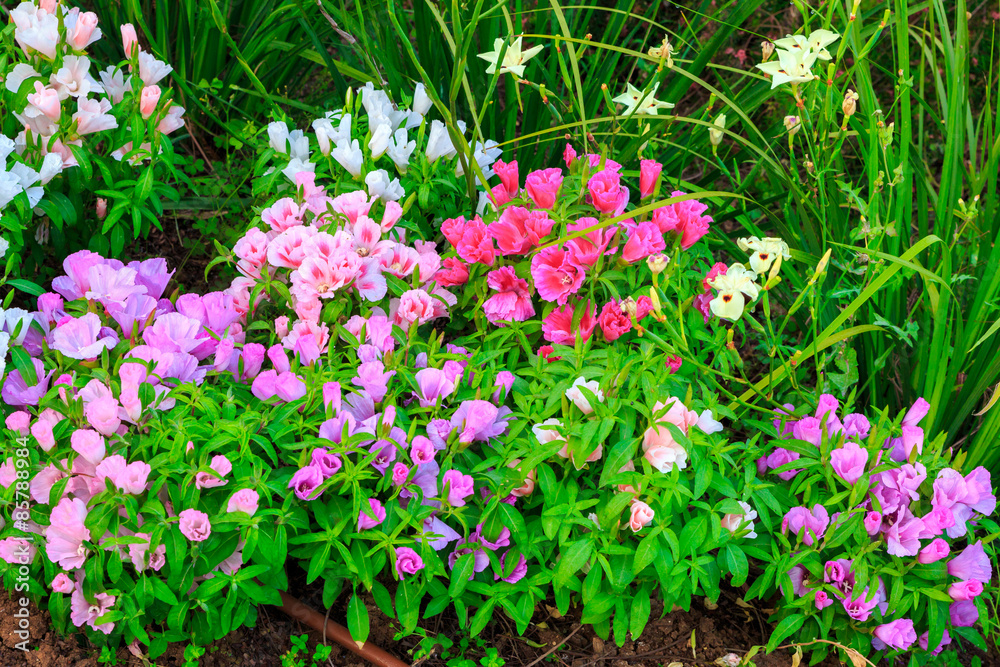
493,159 -> 519,197
587,169 -> 629,215
495,551 -> 528,583
50,313 -> 117,359
524,168 -> 563,209
950,600 -> 978,626
565,217 -> 617,266
918,630 -> 952,656
275,371 -> 307,402
781,505 -> 829,546
873,619 -> 916,651
841,588 -> 882,621
598,300 -> 632,342
902,397 -> 930,428
395,547 -> 425,580
226,489 -> 260,516
289,465 -> 325,501
621,221 -> 665,263
323,381 -> 342,412
410,436 -> 436,465
451,400 -> 509,444
455,217 -> 496,266
358,498 -> 386,530
885,509 -> 924,557
310,448 -> 342,478
542,301 -> 597,345
46,497 -> 91,569
651,191 -> 712,248
639,159 -> 662,199
484,266 -> 534,325
442,469 -> 474,506
918,538 -> 950,564
178,508 -> 212,541
792,417 -> 823,446
864,511 -> 882,536
947,541 -> 991,582
829,440 -> 868,485
493,372 -> 515,402
415,368 -> 456,408
814,591 -> 833,610
842,413 -> 871,439
489,207 -> 551,255
530,246 -> 586,305
948,580 -> 984,601
766,448 -> 801,481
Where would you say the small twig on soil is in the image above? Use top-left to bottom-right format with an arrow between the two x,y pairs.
522,624 -> 584,667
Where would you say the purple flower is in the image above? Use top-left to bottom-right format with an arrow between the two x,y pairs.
395,547 -> 424,579
877,463 -> 927,503
358,498 -> 386,530
947,541 -> 991,583
765,448 -> 801,480
948,580 -> 984,601
85,264 -> 147,309
107,294 -> 158,337
442,469 -> 474,506
448,547 -> 489,578
474,524 -> 511,551
142,312 -> 203,355
842,588 -> 882,621
451,400 -> 510,444
288,465 -> 324,501
918,538 -> 950,564
814,394 -> 843,436
842,413 -> 870,440
421,516 -> 460,551
872,618 -> 916,651
814,591 -> 833,610
353,361 -> 395,403
781,505 -> 829,546
275,372 -> 307,402
885,509 -> 924,557
369,440 -> 398,474
427,419 -> 454,449
442,359 -> 465,385
823,559 -> 855,598
830,440 -> 868,484
241,343 -> 266,380
52,250 -> 105,301
319,413 -> 357,444
323,381 -> 342,412
251,370 -> 279,401
783,565 -> 811,597
492,371 -> 515,402
918,630 -> 951,656
310,448 -> 342,477
2,358 -> 53,406
414,367 -> 456,407
792,416 -> 823,446
495,551 -> 527,583
889,425 -> 924,462
50,313 -> 117,360
771,403 -> 797,436
949,600 -> 979,627
268,345 -> 291,373
127,258 -> 174,300
932,467 -> 996,538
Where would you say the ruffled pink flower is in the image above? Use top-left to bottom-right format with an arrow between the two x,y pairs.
484,267 -> 534,325
530,246 -> 586,305
542,301 -> 597,344
489,207 -> 553,255
628,500 -> 655,532
565,218 -> 617,266
178,509 -> 212,541
441,216 -> 468,247
227,489 -> 260,515
651,192 -> 712,248
234,228 -> 270,278
331,190 -> 374,223
525,168 -> 563,209
455,218 -> 496,266
639,160 -> 662,198
493,159 -> 519,197
195,455 -> 232,489
781,505 -> 830,546
434,258 -> 469,286
621,220 -> 666,263
50,312 -> 117,360
358,498 -> 386,529
442,470 -> 474,506
563,143 -> 578,167
395,289 -> 437,326
46,498 -> 90,569
261,198 -> 305,233
587,169 -> 629,215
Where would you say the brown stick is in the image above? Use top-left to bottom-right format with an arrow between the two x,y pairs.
277,590 -> 408,667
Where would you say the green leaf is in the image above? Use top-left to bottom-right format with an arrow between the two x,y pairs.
6,279 -> 45,297
555,539 -> 593,589
766,613 -> 805,652
629,587 -> 651,640
632,529 -> 661,575
10,347 -> 37,386
449,552 -> 475,598
721,545 -> 749,587
347,593 -> 370,646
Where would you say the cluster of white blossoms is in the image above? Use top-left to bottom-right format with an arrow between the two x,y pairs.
266,83 -> 501,205
756,29 -> 839,89
1,1 -> 185,215
709,237 -> 791,321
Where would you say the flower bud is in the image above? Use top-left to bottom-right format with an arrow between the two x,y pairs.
140,85 -> 161,119
709,113 -> 726,147
761,41 -> 775,61
620,297 -> 638,319
842,89 -> 860,120
96,198 -> 108,219
121,24 -> 140,58
783,115 -> 801,137
646,253 -> 669,274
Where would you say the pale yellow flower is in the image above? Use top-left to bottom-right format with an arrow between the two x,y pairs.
737,236 -> 791,274
477,37 -> 544,77
611,82 -> 674,116
708,264 -> 760,321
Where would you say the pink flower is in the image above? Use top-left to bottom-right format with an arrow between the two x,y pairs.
587,169 -> 629,215
395,547 -> 425,579
46,498 -> 91,569
358,498 -> 387,530
434,258 -> 470,286
411,436 -> 436,465
50,313 -> 117,360
51,573 -> 74,594
139,85 -> 161,119
639,160 -> 662,199
455,218 -> 496,266
0,538 -> 35,565
331,190 -> 374,223
628,500 -> 655,532
5,412 -> 30,435
563,143 -> 578,167
71,429 -> 106,466
542,301 -> 597,345
395,289 -> 437,326
621,221 -> 666,263
565,217 -> 617,266
70,584 -> 116,635
441,216 -> 469,247
918,538 -> 950,564
525,168 -> 563,209
484,267 -> 534,325
830,440 -> 868,484
289,465 -> 324,501
178,508 -> 212,542
442,470 -> 474,506
84,393 -> 121,437
31,419 -> 56,451
311,448 -> 342,477
948,580 -> 983,601
234,227 -> 270,277
27,81 -> 60,120
666,356 -> 682,373
814,591 -> 833,610
493,159 -> 519,197
947,541 -> 991,582
781,505 -> 830,546
121,23 -> 140,57
495,551 -> 528,583
195,455 -> 232,489
261,198 -> 305,233
873,619 -> 916,651
415,368 -> 456,407
128,532 -> 165,571
598,300 -> 632,341
530,246 -> 586,305
392,463 -> 410,486
652,192 -> 712,248
227,489 -> 260,515
118,461 -> 151,494
489,207 -> 553,255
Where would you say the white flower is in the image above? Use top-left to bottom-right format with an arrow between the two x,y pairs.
98,66 -> 132,105
783,115 -> 801,136
0,173 -> 24,210
402,110 -> 423,131
11,3 -> 60,59
288,130 -> 310,161
313,112 -> 348,156
566,377 -> 604,414
477,36 -> 544,77
412,82 -> 432,115
8,163 -> 42,208
5,63 -> 40,94
425,120 -> 457,162
1,308 -> 35,345
0,136 -> 15,163
0,331 -> 9,380
708,264 -> 760,321
756,31 -> 837,90
331,139 -> 363,177
386,128 -> 416,170
0,237 -> 8,259
721,501 -> 758,539
267,121 -> 290,154
282,157 -> 315,182
137,52 -> 173,86
368,123 -> 392,160
73,97 -> 118,135
696,409 -> 723,434
709,113 -> 726,147
50,56 -> 100,100
611,82 -> 674,116
365,169 -> 404,202
39,152 -> 63,185
456,139 -> 502,180
476,190 -> 494,217
587,513 -> 602,530
531,418 -> 564,444
737,236 -> 791,274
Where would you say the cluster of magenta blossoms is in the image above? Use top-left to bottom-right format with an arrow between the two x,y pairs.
436,146 -> 714,349
0,252 -> 263,636
757,394 -> 996,657
283,315 -> 533,586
